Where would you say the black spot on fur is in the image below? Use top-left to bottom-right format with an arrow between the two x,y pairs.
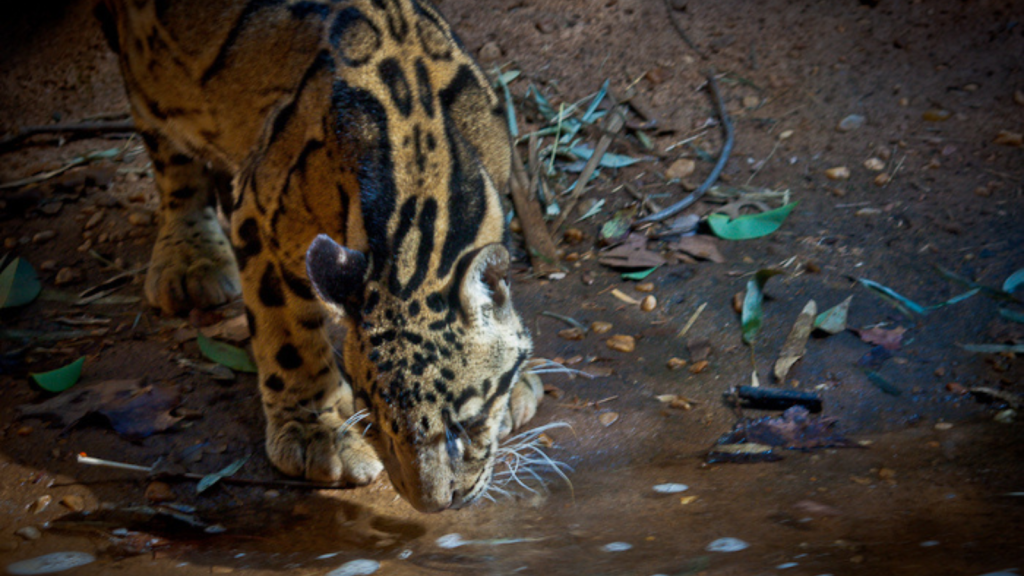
329,7 -> 381,67
281,265 -> 315,300
235,218 -> 262,271
300,315 -> 325,330
276,344 -> 303,370
414,59 -> 435,117
408,300 -> 421,317
379,58 -> 412,117
264,374 -> 286,392
244,306 -> 257,338
440,367 -> 455,381
426,292 -> 446,312
259,262 -> 286,307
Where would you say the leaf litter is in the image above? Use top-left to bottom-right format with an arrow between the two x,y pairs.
708,406 -> 856,463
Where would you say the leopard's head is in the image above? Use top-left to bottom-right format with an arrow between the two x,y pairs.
306,235 -> 531,512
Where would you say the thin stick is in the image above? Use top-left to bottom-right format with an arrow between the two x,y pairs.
661,0 -> 709,60
509,145 -> 560,274
677,301 -> 707,338
0,120 -> 135,152
76,453 -> 349,490
553,104 -> 628,230
637,69 -> 734,224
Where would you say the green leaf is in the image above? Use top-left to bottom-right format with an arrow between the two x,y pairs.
197,455 -> 250,494
814,295 -> 852,335
741,269 -> 784,345
999,308 -> 1024,324
30,357 -> 86,393
708,202 -> 798,240
599,206 -> 637,244
1005,268 -> 1024,294
857,278 -> 928,316
961,343 -> 1024,354
569,145 -> 644,168
580,79 -> 609,124
621,266 -> 659,281
0,257 -> 42,309
197,333 -> 257,373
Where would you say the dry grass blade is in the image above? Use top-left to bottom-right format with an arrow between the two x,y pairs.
554,104 -> 628,230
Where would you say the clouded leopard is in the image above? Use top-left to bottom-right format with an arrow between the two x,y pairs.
97,0 -> 543,512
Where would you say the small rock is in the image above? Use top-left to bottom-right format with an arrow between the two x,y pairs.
77,239 -> 93,253
825,166 -> 850,180
39,260 -> 57,272
652,483 -> 689,494
144,481 -> 175,503
837,114 -> 865,132
85,210 -> 105,230
855,208 -> 882,217
666,357 -> 687,370
30,495 -> 52,514
605,334 -> 635,353
563,228 -> 585,244
873,173 -> 891,186
61,495 -> 86,512
558,327 -> 585,341
742,95 -> 760,109
993,130 -> 1023,148
688,360 -> 709,374
778,129 -> 794,140
635,282 -> 655,293
54,267 -> 83,286
590,321 -> 613,334
15,526 -> 41,541
706,537 -> 748,552
598,411 -> 619,427
922,108 -> 951,122
477,41 -> 502,62
666,158 -> 696,180
732,292 -> 744,313
640,295 -> 657,312
32,230 -> 57,244
863,157 -> 885,171
601,541 -> 632,552
946,382 -> 968,395
934,422 -> 954,431
127,211 -> 154,226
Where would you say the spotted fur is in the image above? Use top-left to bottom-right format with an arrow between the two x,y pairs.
98,0 -> 542,512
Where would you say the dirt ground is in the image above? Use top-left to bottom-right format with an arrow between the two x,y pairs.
1,0 -> 1023,574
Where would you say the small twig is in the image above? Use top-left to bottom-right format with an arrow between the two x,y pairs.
677,301 -> 707,338
621,183 -> 662,215
509,145 -> 560,275
661,0 -> 709,60
554,104 -> 628,230
76,453 -> 348,490
0,119 -> 135,152
638,69 -> 734,224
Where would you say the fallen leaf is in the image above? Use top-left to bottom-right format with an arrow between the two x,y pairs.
18,379 -> 182,439
0,256 -> 42,309
668,235 -> 726,263
708,203 -> 797,241
814,296 -> 852,334
742,269 -> 784,345
687,338 -> 712,362
30,356 -> 86,393
774,300 -> 817,381
598,233 -> 666,269
599,207 -> 638,245
713,405 -> 854,454
197,334 -> 257,373
197,456 -> 250,494
854,326 -> 906,351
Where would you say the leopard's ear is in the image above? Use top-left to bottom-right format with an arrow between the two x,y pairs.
306,234 -> 367,316
458,243 -> 512,324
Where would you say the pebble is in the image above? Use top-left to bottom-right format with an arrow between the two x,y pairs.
666,357 -> 687,370
326,560 -> 380,576
863,158 -> 885,171
54,267 -> 83,286
922,108 -> 951,122
601,542 -> 632,552
993,130 -> 1023,147
824,166 -> 850,181
598,411 -> 619,427
742,95 -> 760,109
688,360 -> 709,374
15,526 -> 41,541
6,552 -> 96,575
873,173 -> 891,186
144,481 -> 175,503
77,239 -> 93,253
128,211 -> 154,226
30,495 -> 52,514
61,495 -> 86,512
32,230 -> 57,244
605,334 -> 636,353
84,210 -> 105,230
640,295 -> 657,312
590,321 -> 613,334
557,327 -> 585,341
563,228 -> 585,244
706,537 -> 749,552
477,42 -> 502,62
666,158 -> 696,180
836,114 -> 865,132
934,422 -> 954,431
635,282 -> 655,293
652,483 -> 689,494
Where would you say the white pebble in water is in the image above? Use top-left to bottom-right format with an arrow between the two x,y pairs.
601,542 -> 633,552
7,552 -> 96,575
652,484 -> 689,494
436,534 -> 467,549
705,538 -> 749,552
776,562 -> 799,569
325,559 -> 380,576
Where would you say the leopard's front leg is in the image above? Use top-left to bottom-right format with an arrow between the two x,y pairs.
234,236 -> 381,485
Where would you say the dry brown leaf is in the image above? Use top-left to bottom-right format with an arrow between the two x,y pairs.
668,235 -> 726,263
774,300 -> 817,382
598,411 -> 619,426
854,326 -> 906,351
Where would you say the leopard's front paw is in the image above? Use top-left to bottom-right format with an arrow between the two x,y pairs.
499,368 -> 545,439
145,210 -> 241,315
266,420 -> 383,485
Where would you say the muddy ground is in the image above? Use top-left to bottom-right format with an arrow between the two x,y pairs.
1,0 -> 1023,574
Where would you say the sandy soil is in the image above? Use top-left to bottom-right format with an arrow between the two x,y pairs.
1,0 -> 1022,574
